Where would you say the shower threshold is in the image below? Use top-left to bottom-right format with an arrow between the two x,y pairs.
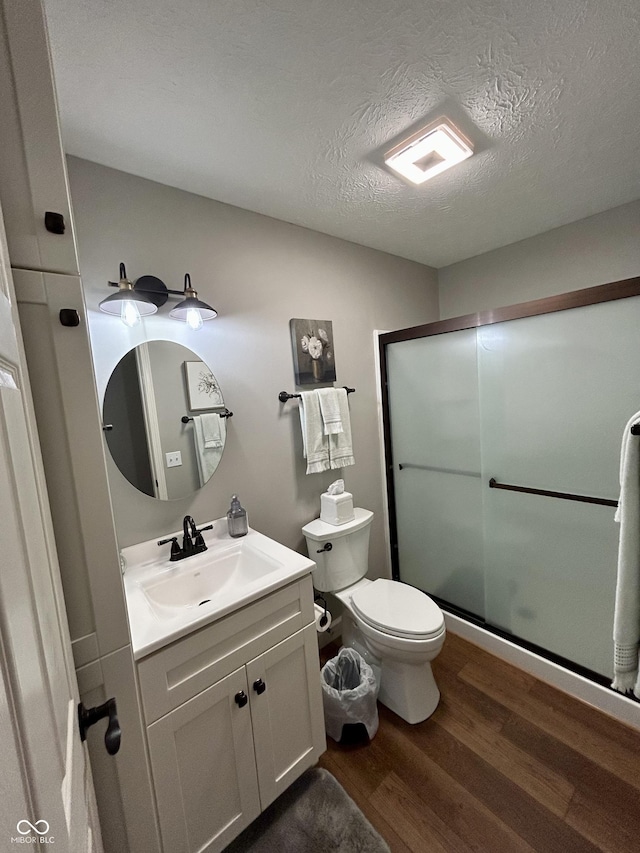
431,593 -> 611,689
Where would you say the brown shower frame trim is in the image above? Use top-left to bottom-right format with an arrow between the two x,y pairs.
380,275 -> 640,346
378,275 -> 640,685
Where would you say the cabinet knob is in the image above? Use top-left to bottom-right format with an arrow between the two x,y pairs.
253,678 -> 266,695
44,211 -> 66,234
59,308 -> 80,327
234,690 -> 248,708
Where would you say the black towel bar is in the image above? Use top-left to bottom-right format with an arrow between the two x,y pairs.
278,386 -> 355,403
181,409 -> 233,423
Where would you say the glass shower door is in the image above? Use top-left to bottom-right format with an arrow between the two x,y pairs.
478,298 -> 640,678
384,290 -> 640,681
386,329 -> 485,617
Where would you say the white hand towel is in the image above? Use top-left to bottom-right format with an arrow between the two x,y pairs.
201,412 -> 223,448
193,415 -> 225,485
299,391 -> 330,474
328,388 -> 355,470
317,388 -> 344,435
612,409 -> 640,695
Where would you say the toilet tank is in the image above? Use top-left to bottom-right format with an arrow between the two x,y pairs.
302,508 -> 373,592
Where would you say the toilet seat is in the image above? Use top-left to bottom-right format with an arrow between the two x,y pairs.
350,579 -> 444,640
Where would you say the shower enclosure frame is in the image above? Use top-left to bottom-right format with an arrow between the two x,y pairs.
379,275 -> 640,688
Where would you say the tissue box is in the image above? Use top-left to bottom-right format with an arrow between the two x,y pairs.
321,491 -> 355,525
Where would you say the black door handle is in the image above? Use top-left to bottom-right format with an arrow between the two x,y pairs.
78,698 -> 121,755
253,678 -> 266,695
234,690 -> 248,707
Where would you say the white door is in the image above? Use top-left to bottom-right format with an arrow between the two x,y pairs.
0,210 -> 102,849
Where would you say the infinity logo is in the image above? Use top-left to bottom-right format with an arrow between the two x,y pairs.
16,820 -> 50,835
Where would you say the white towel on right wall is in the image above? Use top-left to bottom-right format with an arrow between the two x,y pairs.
612,409 -> 640,696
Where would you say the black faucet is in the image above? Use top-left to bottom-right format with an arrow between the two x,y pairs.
182,515 -> 196,553
158,516 -> 214,561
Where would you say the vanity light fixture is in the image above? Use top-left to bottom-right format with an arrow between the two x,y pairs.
99,263 -> 158,327
100,265 -> 217,330
169,273 -> 217,331
384,117 -> 473,185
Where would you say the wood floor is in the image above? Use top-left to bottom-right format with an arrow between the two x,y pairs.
318,633 -> 640,853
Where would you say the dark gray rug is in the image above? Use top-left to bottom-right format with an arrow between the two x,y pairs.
225,767 -> 390,852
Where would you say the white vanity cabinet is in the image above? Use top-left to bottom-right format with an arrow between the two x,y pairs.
136,575 -> 326,853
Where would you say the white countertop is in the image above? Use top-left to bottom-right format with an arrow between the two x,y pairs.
122,518 -> 315,659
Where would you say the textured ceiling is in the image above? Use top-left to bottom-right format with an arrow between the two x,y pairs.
43,0 -> 640,268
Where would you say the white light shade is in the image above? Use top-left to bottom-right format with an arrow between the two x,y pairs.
385,119 -> 473,185
169,279 -> 217,331
185,306 -> 204,331
169,296 -> 218,331
121,300 -> 142,327
99,288 -> 158,321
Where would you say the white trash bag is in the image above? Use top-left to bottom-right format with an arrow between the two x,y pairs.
320,647 -> 379,742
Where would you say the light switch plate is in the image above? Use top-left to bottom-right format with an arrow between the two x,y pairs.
166,451 -> 182,468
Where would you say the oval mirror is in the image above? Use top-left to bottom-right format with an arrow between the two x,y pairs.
103,341 -> 226,499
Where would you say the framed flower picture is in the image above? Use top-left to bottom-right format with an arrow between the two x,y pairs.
183,361 -> 224,410
289,318 -> 337,385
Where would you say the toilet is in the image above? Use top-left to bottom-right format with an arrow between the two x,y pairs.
302,507 -> 446,724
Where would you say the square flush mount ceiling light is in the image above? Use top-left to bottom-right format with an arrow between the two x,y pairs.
384,118 -> 473,185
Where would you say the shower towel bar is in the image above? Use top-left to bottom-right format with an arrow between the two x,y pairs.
278,387 -> 355,403
489,477 -> 617,508
181,409 -> 233,423
399,463 -> 481,478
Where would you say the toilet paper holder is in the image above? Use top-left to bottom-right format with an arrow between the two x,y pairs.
314,593 -> 329,628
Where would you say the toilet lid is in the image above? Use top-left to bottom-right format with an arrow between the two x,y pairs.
350,579 -> 444,639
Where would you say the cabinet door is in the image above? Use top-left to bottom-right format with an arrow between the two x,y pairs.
0,0 -> 79,275
147,666 -> 260,853
247,624 -> 326,809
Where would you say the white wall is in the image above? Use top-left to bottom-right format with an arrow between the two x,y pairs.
67,156 -> 439,580
438,200 -> 640,317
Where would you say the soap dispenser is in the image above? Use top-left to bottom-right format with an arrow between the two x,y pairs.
227,495 -> 248,538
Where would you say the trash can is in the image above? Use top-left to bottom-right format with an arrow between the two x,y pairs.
320,647 -> 379,742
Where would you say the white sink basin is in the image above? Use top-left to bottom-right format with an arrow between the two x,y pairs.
122,519 -> 315,658
141,539 -> 282,615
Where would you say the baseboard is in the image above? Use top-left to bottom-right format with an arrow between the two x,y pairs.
444,612 -> 640,732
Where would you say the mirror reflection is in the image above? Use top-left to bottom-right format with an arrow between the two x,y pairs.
103,341 -> 226,499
